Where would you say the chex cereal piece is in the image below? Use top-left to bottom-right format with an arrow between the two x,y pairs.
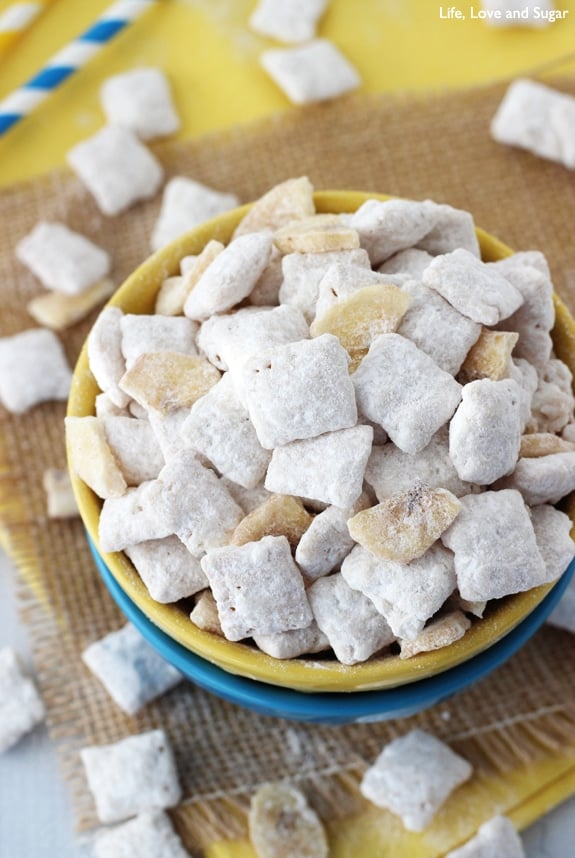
101,68 -> 181,140
449,379 -> 522,484
241,334 -> 357,449
146,408 -> 191,462
499,452 -> 575,505
119,352 -> 220,415
348,484 -> 461,564
126,536 -> 207,603
441,490 -> 546,600
155,241 -> 224,316
231,494 -> 312,548
451,595 -> 487,618
0,328 -> 72,414
96,393 -> 129,418
249,782 -> 328,858
260,39 -> 360,105
308,573 -> 395,665
88,306 -> 129,408
201,535 -> 312,641
102,416 -> 165,485
181,374 -> 271,488
66,416 -> 127,499
341,543 -> 457,640
313,263 -> 403,323
422,248 -> 524,325
27,277 -> 116,331
190,589 -> 224,635
253,621 -> 330,659
446,814 -> 525,858
399,611 -> 471,659
93,810 -> 191,858
184,232 -> 273,320
82,624 -> 182,715
16,221 -> 110,295
458,330 -> 518,383
480,1 -> 554,28
274,214 -> 360,255
360,730 -> 472,832
379,248 -> 434,279
398,281 -> 481,375
530,504 -> 575,582
352,333 -> 462,454
416,202 -> 480,257
265,425 -> 373,508
279,248 -> 370,321
0,647 -> 45,754
249,244 -> 284,305
250,0 -> 328,43
521,432 -> 575,457
528,359 -> 575,434
547,574 -> 575,633
506,357 -> 538,430
121,314 -> 198,369
365,427 -> 475,500
220,478 -> 272,513
151,177 -> 239,250
43,467 -> 79,519
491,78 -> 575,169
80,729 -> 181,824
350,198 -> 435,266
99,483 -> 174,552
67,126 -> 164,217
234,176 -> 314,237
295,494 -> 370,579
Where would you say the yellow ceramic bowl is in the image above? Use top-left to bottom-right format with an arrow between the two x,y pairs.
67,191 -> 575,693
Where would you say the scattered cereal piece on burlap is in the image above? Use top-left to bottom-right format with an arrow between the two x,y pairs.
0,647 -> 45,754
151,177 -> 238,250
253,621 -> 330,660
274,214 -> 360,255
350,198 -> 435,266
458,329 -> 518,383
190,590 -> 224,636
27,277 -> 116,330
101,68 -> 181,140
249,782 -> 328,858
231,494 -> 312,548
93,810 -> 192,858
0,328 -> 72,414
399,611 -> 471,659
119,352 -> 220,415
445,814 -> 525,858
260,39 -> 360,105
126,536 -> 208,603
66,416 -> 127,499
43,467 -> 79,519
234,176 -> 315,237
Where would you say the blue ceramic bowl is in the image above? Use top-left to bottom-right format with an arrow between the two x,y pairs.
89,536 -> 575,725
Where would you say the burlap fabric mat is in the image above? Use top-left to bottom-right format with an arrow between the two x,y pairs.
2,76 -> 575,857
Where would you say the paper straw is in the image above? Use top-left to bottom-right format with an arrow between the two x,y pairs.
0,0 -> 157,137
0,1 -> 55,60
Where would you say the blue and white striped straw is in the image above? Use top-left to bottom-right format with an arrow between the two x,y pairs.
0,0 -> 157,137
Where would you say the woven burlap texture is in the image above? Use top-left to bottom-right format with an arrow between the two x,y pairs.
2,76 -> 575,857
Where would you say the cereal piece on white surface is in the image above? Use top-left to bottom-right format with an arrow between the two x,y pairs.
66,416 -> 127,499
121,315 -> 198,369
190,589 -> 224,635
126,536 -> 207,603
181,374 -> 271,488
93,810 -> 191,858
416,202 -> 481,257
441,489 -> 547,600
184,232 -> 273,320
265,425 -> 373,508
234,176 -> 314,238
43,467 -> 79,519
119,352 -> 220,415
99,482 -> 173,552
480,1 -> 554,28
220,478 -> 272,513
80,729 -> 181,824
458,330 -> 518,383
350,198 -> 435,266
365,427 -> 475,500
547,573 -> 575,633
499,452 -> 575,505
242,334 -> 357,449
102,416 -> 165,485
491,78 -> 575,169
88,306 -> 129,408
16,221 -> 110,295
249,783 -> 328,858
279,248 -> 370,321
274,214 -> 360,255
527,359 -> 575,434
397,281 -> 481,375
101,68 -> 181,140
348,484 -> 461,564
352,333 -> 462,454
201,535 -> 312,641
0,647 -> 45,754
260,39 -> 360,105
253,621 -> 330,659
449,378 -> 522,484
27,277 -> 116,330
0,328 -> 72,414
341,543 -> 457,640
231,494 -> 312,548
422,248 -> 524,325
295,495 -> 370,579
379,248 -> 434,278
530,504 -> 575,582
67,126 -> 164,217
308,573 -> 395,665
399,611 -> 471,659
360,730 -> 472,832
446,814 -> 525,858
520,432 -> 575,457
82,624 -> 182,715
249,244 -> 284,305
506,357 -> 538,430
151,177 -> 238,251
250,0 -> 328,43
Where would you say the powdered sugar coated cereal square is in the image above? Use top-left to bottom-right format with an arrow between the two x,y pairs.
279,248 -> 370,322
350,199 -> 435,266
120,314 -> 198,369
250,0 -> 328,43
101,68 -> 181,140
0,328 -> 72,414
260,39 -> 360,105
446,814 -> 525,857
88,306 -> 129,408
151,177 -> 239,251
126,536 -> 208,603
93,810 -> 191,858
0,647 -> 45,754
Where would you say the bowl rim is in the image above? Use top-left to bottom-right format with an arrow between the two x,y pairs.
67,189 -> 575,693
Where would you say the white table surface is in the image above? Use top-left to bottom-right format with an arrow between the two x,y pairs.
1,547 -> 574,857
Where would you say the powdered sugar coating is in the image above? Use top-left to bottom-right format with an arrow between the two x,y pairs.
126,536 -> 208,603
93,811 -> 191,858
0,647 -> 45,753
151,177 -> 238,250
260,39 -> 360,105
0,328 -> 72,414
446,814 -> 525,857
101,68 -> 180,140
